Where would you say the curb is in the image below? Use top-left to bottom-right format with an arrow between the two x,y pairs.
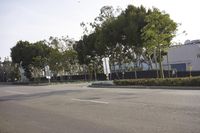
89,85 -> 200,90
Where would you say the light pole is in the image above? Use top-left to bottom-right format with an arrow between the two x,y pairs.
174,30 -> 187,45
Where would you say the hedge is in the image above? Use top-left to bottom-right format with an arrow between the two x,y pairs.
114,77 -> 200,86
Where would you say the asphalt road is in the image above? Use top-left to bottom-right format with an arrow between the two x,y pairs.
0,83 -> 200,133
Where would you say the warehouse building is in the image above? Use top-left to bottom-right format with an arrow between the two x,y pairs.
162,40 -> 200,71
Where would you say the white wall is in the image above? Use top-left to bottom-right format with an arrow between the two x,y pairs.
163,42 -> 200,71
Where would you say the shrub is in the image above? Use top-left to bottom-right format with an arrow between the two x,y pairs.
114,77 -> 200,86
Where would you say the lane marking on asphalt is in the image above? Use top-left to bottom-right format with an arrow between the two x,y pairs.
71,98 -> 109,104
4,90 -> 29,95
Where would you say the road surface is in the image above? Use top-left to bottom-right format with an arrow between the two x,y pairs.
0,83 -> 200,133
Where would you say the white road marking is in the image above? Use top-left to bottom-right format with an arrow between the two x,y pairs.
5,90 -> 28,95
71,98 -> 109,104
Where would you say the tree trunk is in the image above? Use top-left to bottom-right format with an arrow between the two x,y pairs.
148,55 -> 153,70
84,64 -> 87,81
93,63 -> 97,81
154,49 -> 159,78
158,47 -> 164,78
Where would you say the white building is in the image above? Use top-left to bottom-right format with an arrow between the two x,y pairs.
162,40 -> 200,71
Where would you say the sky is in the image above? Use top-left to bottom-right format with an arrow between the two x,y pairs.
0,0 -> 199,60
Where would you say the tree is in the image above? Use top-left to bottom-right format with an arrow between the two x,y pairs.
48,48 -> 63,77
122,5 -> 148,69
142,8 -> 177,78
76,5 -> 149,75
11,40 -> 52,79
48,36 -> 75,52
11,41 -> 33,79
75,33 -> 99,80
0,58 -> 19,82
62,49 -> 78,75
95,5 -> 149,72
76,5 -> 178,78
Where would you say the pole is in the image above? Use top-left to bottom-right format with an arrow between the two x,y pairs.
189,65 -> 192,78
104,58 -> 109,80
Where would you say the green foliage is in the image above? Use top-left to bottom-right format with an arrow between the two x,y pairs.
0,60 -> 19,82
123,5 -> 147,47
142,8 -> 177,78
11,38 -> 78,80
75,5 -> 177,74
75,35 -> 95,65
63,49 -> 78,75
48,48 -> 63,75
77,5 -> 150,73
114,77 -> 200,86
11,40 -> 52,79
142,8 -> 177,50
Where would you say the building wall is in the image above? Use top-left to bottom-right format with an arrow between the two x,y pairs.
163,40 -> 200,71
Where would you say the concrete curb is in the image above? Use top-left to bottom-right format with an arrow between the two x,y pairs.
89,85 -> 200,90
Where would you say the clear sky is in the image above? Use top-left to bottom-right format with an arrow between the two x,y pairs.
0,0 -> 199,60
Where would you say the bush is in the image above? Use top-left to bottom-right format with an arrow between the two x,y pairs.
114,77 -> 200,86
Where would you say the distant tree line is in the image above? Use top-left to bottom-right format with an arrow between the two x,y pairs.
11,37 -> 79,80
10,4 -> 177,81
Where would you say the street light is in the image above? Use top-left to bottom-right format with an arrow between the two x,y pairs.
176,30 -> 187,36
173,30 -> 188,45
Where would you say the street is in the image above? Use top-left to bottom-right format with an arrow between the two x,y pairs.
0,83 -> 200,133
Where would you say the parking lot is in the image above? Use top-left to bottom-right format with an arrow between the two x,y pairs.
0,83 -> 200,133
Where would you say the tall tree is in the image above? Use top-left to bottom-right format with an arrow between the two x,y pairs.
11,41 -> 33,78
62,49 -> 78,75
142,8 -> 177,78
11,40 -> 52,79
